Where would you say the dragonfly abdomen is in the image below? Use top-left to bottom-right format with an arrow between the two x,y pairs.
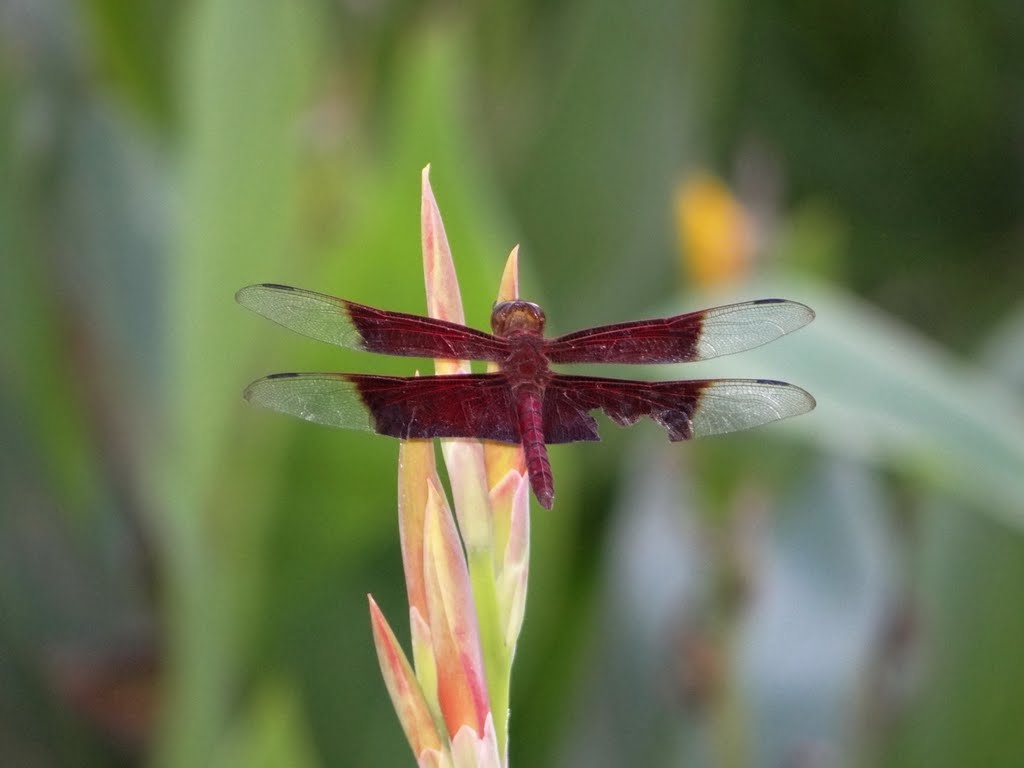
515,386 -> 554,509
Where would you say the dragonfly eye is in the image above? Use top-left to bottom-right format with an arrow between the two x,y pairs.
491,300 -> 546,337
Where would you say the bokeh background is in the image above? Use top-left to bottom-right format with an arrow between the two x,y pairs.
3,1 -> 1024,766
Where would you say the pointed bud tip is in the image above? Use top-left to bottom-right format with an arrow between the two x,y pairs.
497,246 -> 521,303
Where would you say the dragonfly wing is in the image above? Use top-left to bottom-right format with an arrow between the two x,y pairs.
545,299 -> 814,364
542,375 -> 815,443
243,372 -> 520,442
236,283 -> 508,361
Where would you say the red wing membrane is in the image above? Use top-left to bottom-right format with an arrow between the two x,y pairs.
244,372 -> 520,442
545,299 -> 814,365
236,284 -> 509,362
542,375 -> 815,443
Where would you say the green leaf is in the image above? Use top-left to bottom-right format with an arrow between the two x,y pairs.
887,501 -> 1024,768
154,2 -> 315,766
211,680 -> 320,768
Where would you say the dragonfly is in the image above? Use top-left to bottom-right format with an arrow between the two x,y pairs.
237,284 -> 815,509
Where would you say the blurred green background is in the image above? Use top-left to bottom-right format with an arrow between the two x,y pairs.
2,1 -> 1024,766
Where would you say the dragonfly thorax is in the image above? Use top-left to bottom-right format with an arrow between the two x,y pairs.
501,335 -> 551,383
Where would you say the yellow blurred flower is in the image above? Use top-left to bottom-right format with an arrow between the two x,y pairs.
675,172 -> 754,288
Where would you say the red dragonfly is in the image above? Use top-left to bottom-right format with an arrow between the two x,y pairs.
237,284 -> 815,509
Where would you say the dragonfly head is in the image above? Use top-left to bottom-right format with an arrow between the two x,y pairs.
491,300 -> 546,338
